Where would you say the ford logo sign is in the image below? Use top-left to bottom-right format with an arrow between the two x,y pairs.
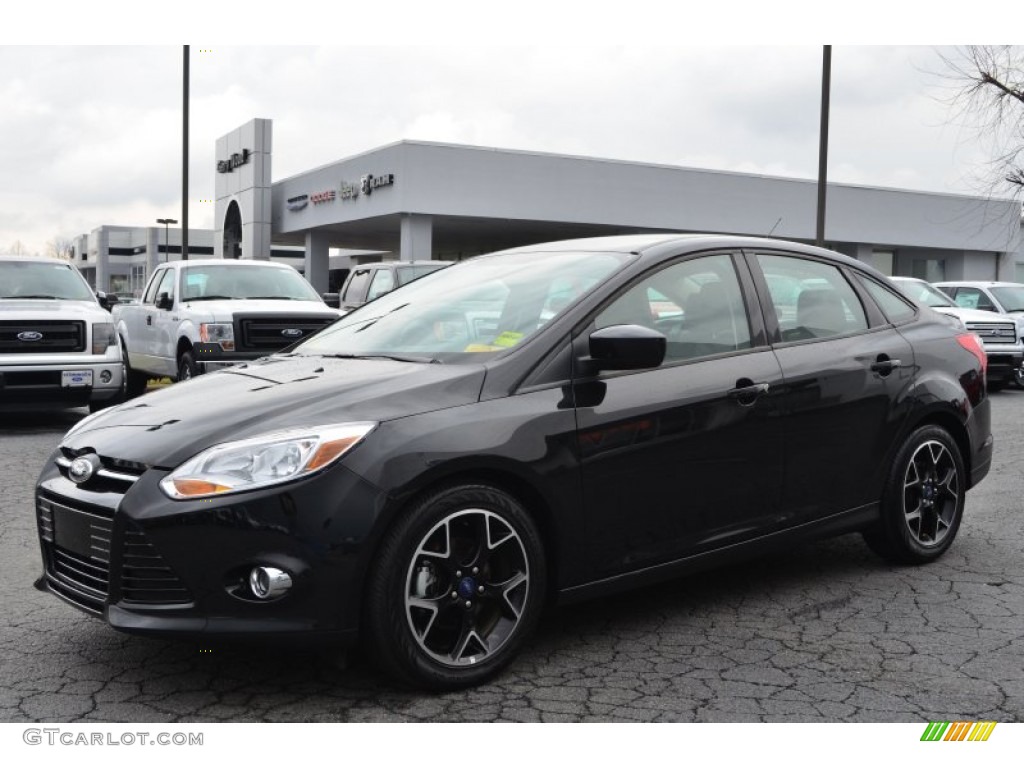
281,328 -> 303,338
17,331 -> 43,342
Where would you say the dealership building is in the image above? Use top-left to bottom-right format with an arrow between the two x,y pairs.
74,118 -> 1024,294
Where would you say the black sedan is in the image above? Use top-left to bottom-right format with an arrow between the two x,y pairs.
35,234 -> 992,690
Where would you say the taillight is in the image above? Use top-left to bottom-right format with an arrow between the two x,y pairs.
957,332 -> 987,376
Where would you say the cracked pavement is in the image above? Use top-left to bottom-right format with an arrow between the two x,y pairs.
1,393 -> 1022,723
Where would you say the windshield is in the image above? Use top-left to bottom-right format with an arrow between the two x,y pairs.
180,265 -> 320,301
990,286 -> 1024,312
0,261 -> 95,301
295,249 -> 632,363
892,279 -> 954,308
396,264 -> 448,286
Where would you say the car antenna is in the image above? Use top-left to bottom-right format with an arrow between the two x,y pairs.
767,217 -> 782,237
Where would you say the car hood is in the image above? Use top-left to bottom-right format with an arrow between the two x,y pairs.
932,306 -> 1012,323
62,355 -> 486,467
177,298 -> 341,317
0,298 -> 108,320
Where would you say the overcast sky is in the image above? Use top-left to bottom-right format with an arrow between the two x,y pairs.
0,43 -> 1004,255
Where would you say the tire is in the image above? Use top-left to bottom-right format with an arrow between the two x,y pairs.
123,349 -> 148,399
863,425 -> 965,565
363,484 -> 547,690
1014,367 -> 1024,390
177,350 -> 199,382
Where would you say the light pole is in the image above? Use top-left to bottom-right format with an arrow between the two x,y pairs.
156,218 -> 177,263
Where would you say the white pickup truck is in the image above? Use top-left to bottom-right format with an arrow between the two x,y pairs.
113,259 -> 340,397
1,255 -> 125,413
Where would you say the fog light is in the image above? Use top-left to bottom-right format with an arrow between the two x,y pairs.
99,369 -> 112,384
249,566 -> 292,600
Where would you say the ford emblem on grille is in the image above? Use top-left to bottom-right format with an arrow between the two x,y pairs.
68,456 -> 98,484
17,331 -> 44,342
281,328 -> 303,338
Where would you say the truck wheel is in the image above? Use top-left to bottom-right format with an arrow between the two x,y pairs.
123,348 -> 148,398
177,350 -> 199,382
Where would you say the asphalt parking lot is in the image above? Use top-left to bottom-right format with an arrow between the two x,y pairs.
1,392 -> 1022,723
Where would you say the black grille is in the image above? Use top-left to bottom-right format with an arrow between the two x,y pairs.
235,315 -> 335,353
120,527 -> 192,605
0,320 -> 85,353
37,494 -> 113,614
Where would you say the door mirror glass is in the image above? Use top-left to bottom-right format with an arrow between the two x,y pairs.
321,292 -> 340,308
156,292 -> 173,310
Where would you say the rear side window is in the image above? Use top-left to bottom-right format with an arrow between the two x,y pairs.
855,274 -> 917,324
757,254 -> 868,341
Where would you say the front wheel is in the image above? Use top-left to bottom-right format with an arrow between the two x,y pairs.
177,350 -> 199,382
364,484 -> 546,690
863,425 -> 965,565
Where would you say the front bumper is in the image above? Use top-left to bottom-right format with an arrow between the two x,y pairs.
34,452 -> 387,642
1,357 -> 123,410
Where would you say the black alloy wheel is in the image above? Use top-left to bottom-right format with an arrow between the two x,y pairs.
863,425 -> 965,564
364,484 -> 546,690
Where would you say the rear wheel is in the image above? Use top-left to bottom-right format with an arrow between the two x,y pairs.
863,425 -> 965,564
364,484 -> 546,690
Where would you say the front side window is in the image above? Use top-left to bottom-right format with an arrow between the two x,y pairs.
142,269 -> 165,304
595,253 -> 752,363
343,269 -> 372,302
758,254 -> 868,341
154,269 -> 176,303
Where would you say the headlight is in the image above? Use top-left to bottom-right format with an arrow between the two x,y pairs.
159,422 -> 375,499
199,322 -> 235,351
92,322 -> 116,354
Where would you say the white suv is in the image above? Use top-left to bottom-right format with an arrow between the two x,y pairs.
894,277 -> 1024,390
0,256 -> 124,412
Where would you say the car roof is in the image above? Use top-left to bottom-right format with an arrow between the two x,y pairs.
485,233 -> 872,272
354,261 -> 453,267
163,259 -> 297,269
0,255 -> 77,265
933,280 -> 1024,287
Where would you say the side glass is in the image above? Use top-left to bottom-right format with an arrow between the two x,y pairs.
595,253 -> 752,364
757,254 -> 868,341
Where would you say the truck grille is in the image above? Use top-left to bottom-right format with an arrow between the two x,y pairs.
235,315 -> 336,353
0,320 -> 86,353
121,526 -> 192,605
966,322 -> 1017,343
37,494 -> 114,615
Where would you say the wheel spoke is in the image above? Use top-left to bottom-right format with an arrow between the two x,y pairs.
495,571 -> 528,620
417,520 -> 451,559
407,595 -> 445,643
938,466 -> 959,501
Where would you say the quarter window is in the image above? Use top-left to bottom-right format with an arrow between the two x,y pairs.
757,254 -> 868,341
855,274 -> 916,324
596,253 -> 752,363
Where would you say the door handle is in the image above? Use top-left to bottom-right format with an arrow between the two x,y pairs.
146,315 -> 152,326
870,357 -> 902,375
728,380 -> 769,406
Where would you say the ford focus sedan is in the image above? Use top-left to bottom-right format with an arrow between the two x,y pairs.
35,235 -> 992,690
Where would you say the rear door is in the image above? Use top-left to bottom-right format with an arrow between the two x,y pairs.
746,250 -> 914,524
575,251 -> 787,578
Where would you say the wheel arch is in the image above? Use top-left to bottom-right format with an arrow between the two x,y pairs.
903,407 -> 973,489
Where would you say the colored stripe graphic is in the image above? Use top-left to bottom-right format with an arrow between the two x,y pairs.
921,721 -> 996,742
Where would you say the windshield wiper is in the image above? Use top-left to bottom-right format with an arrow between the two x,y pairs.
185,295 -> 234,301
243,295 -> 300,300
322,353 -> 440,364
1,294 -> 65,299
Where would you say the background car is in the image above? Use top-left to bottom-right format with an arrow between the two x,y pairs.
891,276 -> 1024,390
337,260 -> 452,312
1,255 -> 125,413
37,235 -> 992,690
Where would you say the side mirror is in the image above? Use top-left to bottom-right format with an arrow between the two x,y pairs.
156,292 -> 174,311
321,292 -> 340,308
587,325 -> 666,371
96,291 -> 118,311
